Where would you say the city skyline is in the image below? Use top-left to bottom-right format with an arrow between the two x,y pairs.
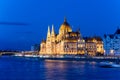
0,0 -> 120,50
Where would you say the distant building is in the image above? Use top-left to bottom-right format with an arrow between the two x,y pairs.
84,36 -> 104,56
31,44 -> 40,51
39,18 -> 85,55
103,28 -> 120,55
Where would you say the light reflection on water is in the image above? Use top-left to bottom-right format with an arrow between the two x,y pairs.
0,56 -> 120,80
44,60 -> 88,80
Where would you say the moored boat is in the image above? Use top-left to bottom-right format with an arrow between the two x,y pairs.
99,62 -> 120,68
14,54 -> 23,57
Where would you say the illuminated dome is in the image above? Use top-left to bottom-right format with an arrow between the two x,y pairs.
59,18 -> 72,35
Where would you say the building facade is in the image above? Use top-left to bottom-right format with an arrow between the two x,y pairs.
103,28 -> 120,55
39,18 -> 85,55
84,37 -> 104,56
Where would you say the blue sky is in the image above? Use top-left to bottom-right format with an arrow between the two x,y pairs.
0,0 -> 120,50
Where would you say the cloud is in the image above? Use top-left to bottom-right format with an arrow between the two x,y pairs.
0,22 -> 29,26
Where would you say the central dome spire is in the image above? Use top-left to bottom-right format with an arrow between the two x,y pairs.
59,18 -> 72,35
64,17 -> 67,22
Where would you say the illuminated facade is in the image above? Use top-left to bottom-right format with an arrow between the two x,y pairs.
39,18 -> 85,55
103,28 -> 120,55
85,37 -> 104,56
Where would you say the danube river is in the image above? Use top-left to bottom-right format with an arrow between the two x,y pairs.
0,56 -> 120,80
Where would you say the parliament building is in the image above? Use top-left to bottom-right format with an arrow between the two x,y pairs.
39,18 -> 85,55
39,18 -> 104,56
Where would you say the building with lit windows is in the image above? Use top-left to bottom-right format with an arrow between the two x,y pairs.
84,37 -> 104,56
103,28 -> 120,55
39,18 -> 85,55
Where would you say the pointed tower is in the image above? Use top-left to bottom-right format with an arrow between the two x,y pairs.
51,24 -> 55,36
77,28 -> 82,39
64,17 -> 67,22
47,26 -> 51,41
51,24 -> 55,42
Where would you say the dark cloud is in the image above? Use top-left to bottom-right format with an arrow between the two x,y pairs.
0,22 -> 29,26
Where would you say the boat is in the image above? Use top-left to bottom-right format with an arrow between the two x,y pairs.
14,54 -> 23,57
24,55 -> 33,57
99,62 -> 120,68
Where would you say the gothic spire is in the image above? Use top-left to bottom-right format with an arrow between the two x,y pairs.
51,24 -> 55,36
47,25 -> 51,41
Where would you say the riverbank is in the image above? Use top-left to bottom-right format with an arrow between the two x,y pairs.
39,57 -> 120,62
13,54 -> 120,63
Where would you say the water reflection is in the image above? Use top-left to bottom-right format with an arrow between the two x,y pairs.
44,60 -> 94,80
0,57 -> 120,80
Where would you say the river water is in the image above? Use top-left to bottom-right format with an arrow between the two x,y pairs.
0,56 -> 120,80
